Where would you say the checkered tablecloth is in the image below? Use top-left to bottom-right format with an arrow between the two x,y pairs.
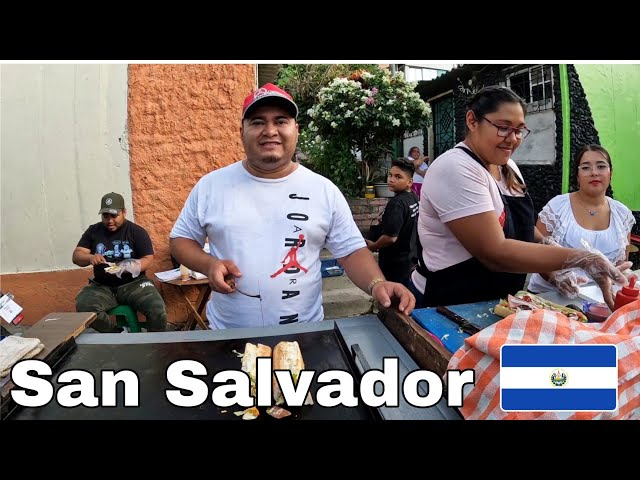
447,300 -> 640,420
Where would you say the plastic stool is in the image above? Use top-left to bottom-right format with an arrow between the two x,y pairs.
107,305 -> 142,333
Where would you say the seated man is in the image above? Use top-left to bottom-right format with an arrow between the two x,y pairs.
72,192 -> 167,332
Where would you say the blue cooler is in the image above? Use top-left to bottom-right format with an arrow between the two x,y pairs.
321,258 -> 344,278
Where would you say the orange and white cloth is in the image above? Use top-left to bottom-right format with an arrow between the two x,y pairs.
447,299 -> 640,420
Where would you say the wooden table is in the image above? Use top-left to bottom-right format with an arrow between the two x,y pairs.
377,306 -> 452,377
164,278 -> 211,330
22,312 -> 97,359
1,312 -> 96,399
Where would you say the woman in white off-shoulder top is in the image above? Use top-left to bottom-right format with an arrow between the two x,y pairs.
528,144 -> 636,295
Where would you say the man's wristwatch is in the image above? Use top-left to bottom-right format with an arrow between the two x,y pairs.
367,277 -> 385,295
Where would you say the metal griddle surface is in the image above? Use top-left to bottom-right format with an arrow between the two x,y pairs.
9,329 -> 376,420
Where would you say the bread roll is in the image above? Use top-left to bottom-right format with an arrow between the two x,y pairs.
493,304 -> 515,318
241,342 -> 272,397
272,341 -> 312,405
494,291 -> 587,322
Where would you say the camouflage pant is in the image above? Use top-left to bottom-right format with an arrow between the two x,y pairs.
75,276 -> 167,332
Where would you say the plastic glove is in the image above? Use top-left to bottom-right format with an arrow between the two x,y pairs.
562,240 -> 627,310
548,270 -> 583,298
114,259 -> 142,279
541,236 -> 562,247
616,260 -> 638,282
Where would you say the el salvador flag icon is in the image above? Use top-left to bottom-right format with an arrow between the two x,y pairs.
500,345 -> 618,412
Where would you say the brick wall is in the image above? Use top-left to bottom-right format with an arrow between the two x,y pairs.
127,64 -> 256,325
347,197 -> 389,238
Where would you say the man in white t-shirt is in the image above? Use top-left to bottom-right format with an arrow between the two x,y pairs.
170,83 -> 415,329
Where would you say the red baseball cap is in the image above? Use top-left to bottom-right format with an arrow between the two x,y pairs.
242,83 -> 298,120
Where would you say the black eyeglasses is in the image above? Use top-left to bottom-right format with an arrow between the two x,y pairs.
479,114 -> 531,139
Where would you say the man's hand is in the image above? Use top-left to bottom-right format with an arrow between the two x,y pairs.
207,258 -> 243,294
365,239 -> 377,251
90,254 -> 107,266
371,281 -> 416,315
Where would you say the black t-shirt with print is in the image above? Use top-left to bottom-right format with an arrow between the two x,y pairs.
378,190 -> 419,283
77,220 -> 154,287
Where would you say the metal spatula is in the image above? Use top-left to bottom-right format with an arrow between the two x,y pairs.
225,277 -> 261,299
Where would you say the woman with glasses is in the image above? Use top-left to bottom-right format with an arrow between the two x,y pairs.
412,86 -> 626,310
528,144 -> 636,297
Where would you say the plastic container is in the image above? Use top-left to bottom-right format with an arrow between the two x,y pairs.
179,264 -> 190,281
613,276 -> 639,312
321,258 -> 345,278
374,183 -> 394,198
364,186 -> 375,199
583,301 -> 611,323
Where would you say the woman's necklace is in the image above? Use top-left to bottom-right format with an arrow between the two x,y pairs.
576,193 -> 606,216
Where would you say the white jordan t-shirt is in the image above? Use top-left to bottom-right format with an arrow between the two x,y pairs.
170,162 -> 366,329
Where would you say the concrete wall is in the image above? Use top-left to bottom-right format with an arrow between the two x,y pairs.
403,134 -> 425,158
511,109 -> 556,165
0,64 -> 130,273
574,64 -> 640,210
0,64 -> 256,327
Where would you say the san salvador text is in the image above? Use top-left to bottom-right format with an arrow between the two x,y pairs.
10,358 -> 475,409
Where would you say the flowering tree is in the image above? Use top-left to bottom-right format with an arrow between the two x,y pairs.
306,68 -> 431,194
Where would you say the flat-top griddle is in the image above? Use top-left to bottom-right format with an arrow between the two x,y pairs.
7,327 -> 378,420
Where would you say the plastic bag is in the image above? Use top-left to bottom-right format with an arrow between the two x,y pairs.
113,259 -> 142,279
548,270 -> 586,298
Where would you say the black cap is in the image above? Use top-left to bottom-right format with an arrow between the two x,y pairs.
98,192 -> 125,214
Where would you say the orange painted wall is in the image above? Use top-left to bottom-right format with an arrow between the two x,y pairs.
0,64 -> 256,327
0,270 -> 93,327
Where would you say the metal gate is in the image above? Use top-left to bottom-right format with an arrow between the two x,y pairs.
432,95 -> 455,159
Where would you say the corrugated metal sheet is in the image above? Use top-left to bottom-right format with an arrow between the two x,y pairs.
258,64 -> 282,86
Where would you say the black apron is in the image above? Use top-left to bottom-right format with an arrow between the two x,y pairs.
419,146 -> 535,307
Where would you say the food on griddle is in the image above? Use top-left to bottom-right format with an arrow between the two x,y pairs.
494,291 -> 587,322
234,406 -> 260,420
241,342 -> 272,397
272,341 -> 313,406
266,406 -> 291,419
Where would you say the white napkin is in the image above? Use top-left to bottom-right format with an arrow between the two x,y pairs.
0,336 -> 45,377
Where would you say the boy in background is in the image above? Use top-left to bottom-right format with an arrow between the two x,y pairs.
366,158 -> 419,285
